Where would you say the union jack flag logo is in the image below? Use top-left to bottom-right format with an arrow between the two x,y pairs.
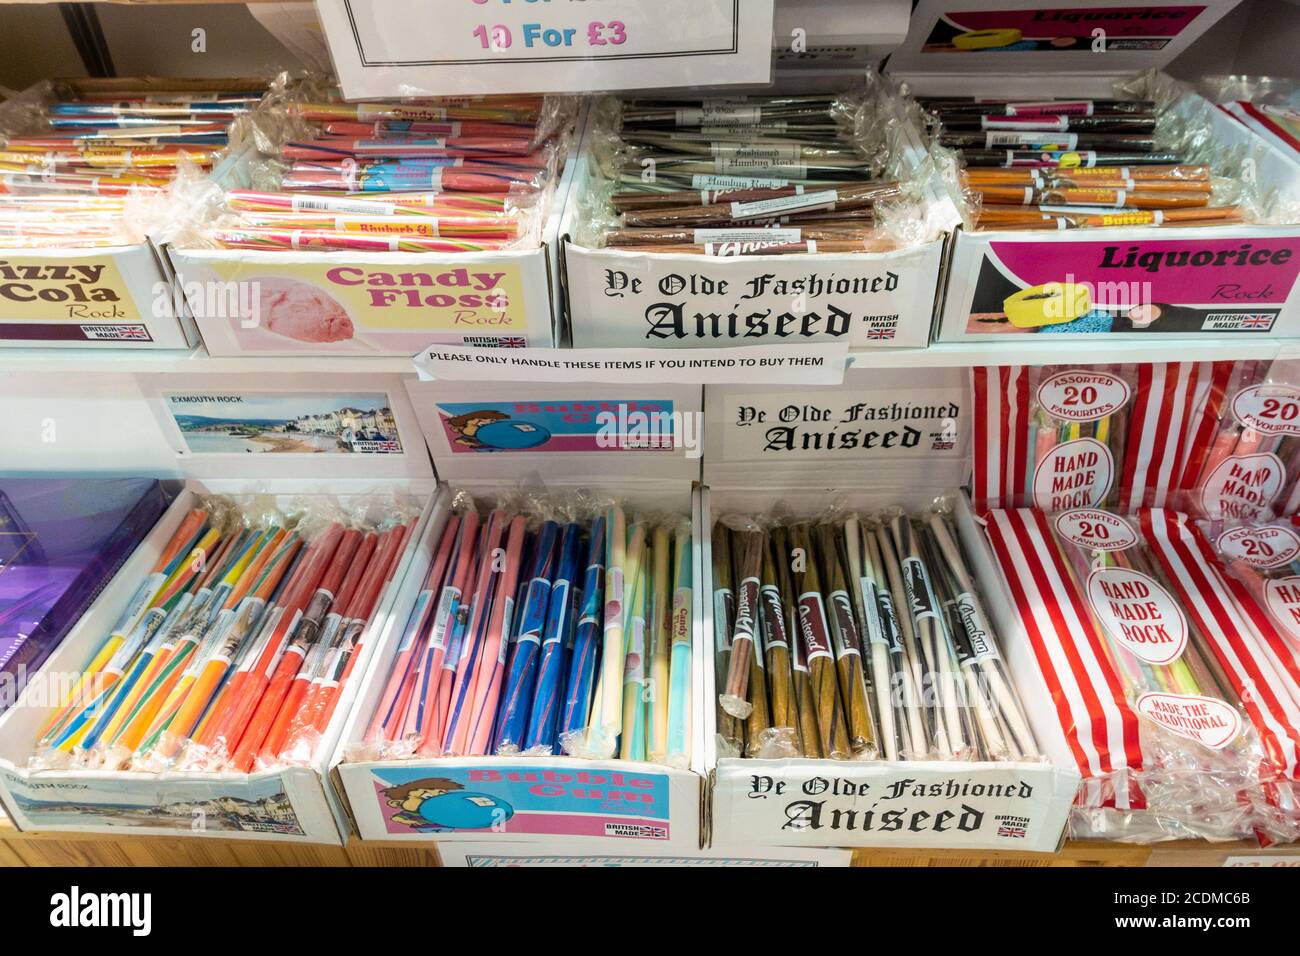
1239,314 -> 1273,330
866,328 -> 895,340
998,824 -> 1027,838
498,337 -> 527,348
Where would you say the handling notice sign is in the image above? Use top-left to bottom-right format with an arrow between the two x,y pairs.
414,343 -> 849,385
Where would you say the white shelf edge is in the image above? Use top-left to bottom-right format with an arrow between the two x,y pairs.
0,338 -> 1297,377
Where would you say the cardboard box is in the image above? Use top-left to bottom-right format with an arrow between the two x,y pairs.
167,107 -> 584,357
699,368 -> 1081,852
0,77 -> 262,349
558,2 -> 951,353
332,377 -> 709,848
0,377 -> 439,845
886,0 -> 1300,343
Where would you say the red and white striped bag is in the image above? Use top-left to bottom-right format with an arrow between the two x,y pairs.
972,363 -> 1236,514
982,508 -> 1147,816
984,505 -> 1297,842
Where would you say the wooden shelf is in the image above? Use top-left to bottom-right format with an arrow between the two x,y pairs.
0,809 -> 1288,867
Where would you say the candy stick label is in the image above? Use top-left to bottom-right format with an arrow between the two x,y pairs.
676,106 -> 762,126
1231,384 -> 1300,436
1087,567 -> 1188,665
713,589 -> 734,652
796,593 -> 834,661
1033,438 -> 1114,512
1005,101 -> 1094,117
955,593 -> 999,663
430,586 -> 461,650
985,131 -> 1079,148
733,577 -> 760,645
1200,453 -> 1285,523
672,588 -> 691,646
1136,692 -> 1241,750
730,190 -> 837,220
759,585 -> 790,651
1263,577 -> 1300,642
1056,509 -> 1137,552
828,590 -> 862,657
625,616 -> 646,680
1217,525 -> 1300,569
982,115 -> 1070,132
1036,370 -> 1131,422
858,578 -> 886,647
690,173 -> 793,190
710,143 -> 802,162
901,558 -> 939,623
542,581 -> 570,647
693,228 -> 802,244
875,589 -> 904,655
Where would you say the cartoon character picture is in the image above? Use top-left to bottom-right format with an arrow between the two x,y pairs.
443,409 -> 553,451
383,777 -> 515,833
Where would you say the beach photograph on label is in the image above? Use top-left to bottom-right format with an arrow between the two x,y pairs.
166,393 -> 403,455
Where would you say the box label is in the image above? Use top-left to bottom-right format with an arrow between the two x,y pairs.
0,254 -> 149,340
433,398 -> 677,454
0,769 -> 305,837
923,6 -> 1209,54
711,760 -> 1075,852
567,242 -> 943,349
957,235 -> 1300,337
174,253 -> 550,354
166,392 -> 403,455
370,764 -> 673,838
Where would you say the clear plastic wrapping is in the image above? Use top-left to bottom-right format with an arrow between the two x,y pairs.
972,362 -> 1238,512
983,505 -> 1300,843
918,71 -> 1278,231
177,77 -> 579,255
0,77 -> 266,249
571,73 -> 950,257
28,491 -> 420,777
348,491 -> 694,770
709,505 -> 1041,766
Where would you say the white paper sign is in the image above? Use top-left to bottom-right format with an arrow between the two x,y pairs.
414,343 -> 849,385
316,0 -> 775,98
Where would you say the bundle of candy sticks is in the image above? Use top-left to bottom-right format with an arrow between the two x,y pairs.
595,94 -> 903,256
31,498 -> 415,774
921,96 -> 1247,230
712,511 -> 1038,763
1,87 -> 258,247
210,94 -> 568,254
360,502 -> 694,768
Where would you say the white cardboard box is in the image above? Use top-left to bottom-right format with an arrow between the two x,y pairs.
0,381 -> 439,845
332,377 -> 710,848
559,1 -> 950,353
699,368 -> 1081,852
887,0 -> 1300,343
0,77 -> 256,350
166,107 -> 583,357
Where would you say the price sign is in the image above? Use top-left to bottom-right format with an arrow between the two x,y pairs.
316,0 -> 775,98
